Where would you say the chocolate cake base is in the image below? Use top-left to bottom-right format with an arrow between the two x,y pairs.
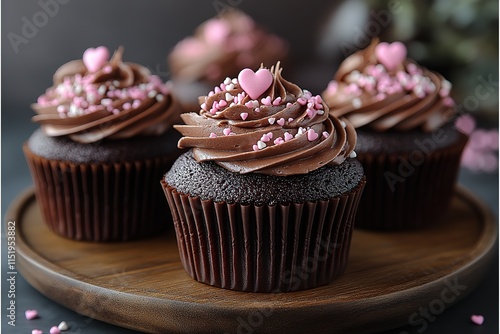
24,130 -> 184,242
355,125 -> 468,230
161,151 -> 366,292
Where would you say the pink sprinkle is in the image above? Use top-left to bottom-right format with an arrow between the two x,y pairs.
220,83 -> 226,90
470,315 -> 484,326
261,134 -> 271,142
303,90 -> 313,99
102,65 -> 113,74
272,97 -> 282,106
284,132 -> 293,141
112,109 -> 120,115
208,91 -> 215,97
218,100 -> 227,107
209,132 -> 218,138
267,132 -> 273,139
253,144 -> 259,151
322,131 -> 329,138
407,63 -> 420,75
261,96 -> 272,106
297,98 -> 307,106
209,107 -> 218,115
56,105 -> 66,113
344,83 -> 362,96
277,118 -> 285,126
25,310 -> 39,320
123,103 -> 131,110
443,97 -> 455,107
286,102 -> 293,108
326,80 -> 339,95
49,326 -> 61,334
288,118 -> 294,123
201,103 -> 208,111
106,105 -> 114,112
240,112 -> 248,120
274,137 -> 285,145
245,101 -> 254,108
132,100 -> 141,108
306,108 -> 317,119
106,90 -> 115,98
455,115 -> 476,135
223,128 -> 232,136
307,129 -> 319,141
32,330 -> 43,334
375,93 -> 386,101
214,87 -> 221,93
255,108 -> 260,113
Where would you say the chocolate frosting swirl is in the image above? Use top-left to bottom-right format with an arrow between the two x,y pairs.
32,47 -> 181,143
175,63 -> 357,176
322,39 -> 456,132
168,9 -> 288,85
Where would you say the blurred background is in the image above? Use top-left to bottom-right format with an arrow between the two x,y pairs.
2,0 -> 498,333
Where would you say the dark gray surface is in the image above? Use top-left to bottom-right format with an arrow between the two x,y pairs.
2,1 -> 498,333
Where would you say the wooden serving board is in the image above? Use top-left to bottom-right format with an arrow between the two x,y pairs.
7,186 -> 497,334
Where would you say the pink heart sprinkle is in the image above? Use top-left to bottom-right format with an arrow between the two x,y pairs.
223,128 -> 232,136
274,137 -> 284,145
25,310 -> 39,320
261,134 -> 271,142
277,118 -> 285,126
375,41 -> 407,71
284,132 -> 293,141
470,315 -> 484,325
252,144 -> 259,151
49,326 -> 61,334
297,98 -> 307,106
261,96 -> 272,106
322,131 -> 329,138
238,68 -> 273,100
83,46 -> 109,73
32,330 -> 43,334
240,112 -> 248,120
209,132 -> 217,138
307,129 -> 319,142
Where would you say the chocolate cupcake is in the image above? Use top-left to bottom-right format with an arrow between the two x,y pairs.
168,9 -> 288,112
24,46 -> 183,241
322,39 -> 468,230
161,63 -> 365,292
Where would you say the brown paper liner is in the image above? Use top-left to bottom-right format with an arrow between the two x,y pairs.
355,133 -> 468,230
161,177 -> 365,292
23,143 -> 178,242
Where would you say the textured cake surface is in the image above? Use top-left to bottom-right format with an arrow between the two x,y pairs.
165,150 -> 364,205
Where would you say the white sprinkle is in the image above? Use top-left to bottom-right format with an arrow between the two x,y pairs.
98,85 -> 107,96
232,78 -> 238,84
148,90 -> 158,98
156,94 -> 164,102
225,93 -> 234,101
442,80 -> 452,90
101,98 -> 112,106
224,77 -> 232,85
229,102 -> 235,107
58,321 -> 69,331
317,109 -> 325,115
268,118 -> 276,125
349,151 -> 357,158
352,98 -> 362,109
57,105 -> 66,113
340,120 -> 347,128
226,83 -> 235,91
347,70 -> 361,82
113,80 -> 121,87
375,64 -> 385,72
74,85 -> 83,95
257,140 -> 267,150
298,127 -> 305,135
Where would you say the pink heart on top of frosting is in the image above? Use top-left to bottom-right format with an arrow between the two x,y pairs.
375,42 -> 407,71
83,46 -> 110,73
238,68 -> 273,100
203,19 -> 230,45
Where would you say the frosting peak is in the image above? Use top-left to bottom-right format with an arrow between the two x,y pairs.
168,10 -> 288,85
322,39 -> 456,132
175,63 -> 357,176
32,46 -> 181,143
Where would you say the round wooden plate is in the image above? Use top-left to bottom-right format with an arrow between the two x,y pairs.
6,186 -> 497,334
